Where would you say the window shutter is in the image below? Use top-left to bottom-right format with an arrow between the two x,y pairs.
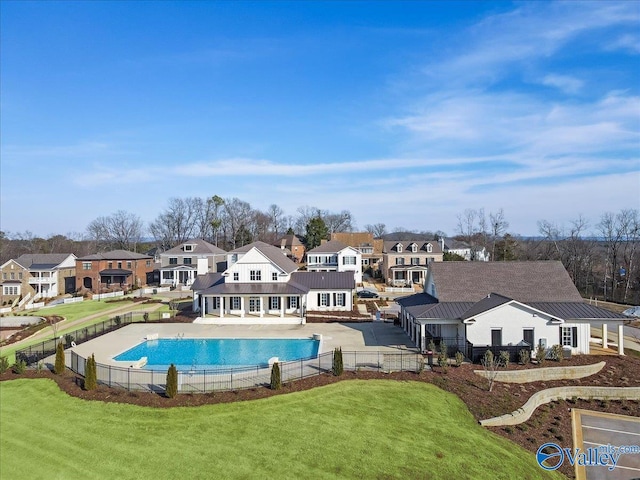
572,327 -> 578,348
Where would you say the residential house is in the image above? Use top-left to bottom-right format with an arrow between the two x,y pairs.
442,238 -> 490,261
191,241 -> 355,324
158,239 -> 226,287
397,261 -> 626,360
76,250 -> 154,293
306,240 -> 363,284
0,254 -> 76,303
331,232 -> 384,275
273,234 -> 306,263
381,240 -> 443,286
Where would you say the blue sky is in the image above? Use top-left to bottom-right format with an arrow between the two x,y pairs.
1,1 -> 638,237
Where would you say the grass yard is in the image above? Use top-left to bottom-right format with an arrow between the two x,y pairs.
0,379 -> 562,480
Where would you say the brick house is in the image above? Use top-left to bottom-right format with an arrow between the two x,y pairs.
76,250 -> 154,293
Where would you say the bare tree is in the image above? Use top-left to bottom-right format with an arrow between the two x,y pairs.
87,210 -> 144,251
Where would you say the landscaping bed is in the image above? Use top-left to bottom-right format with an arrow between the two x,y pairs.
1,354 -> 638,479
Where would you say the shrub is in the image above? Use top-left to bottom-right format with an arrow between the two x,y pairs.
13,359 -> 27,374
534,344 -> 547,366
54,341 -> 65,374
454,351 -> 464,367
519,349 -> 530,365
332,347 -> 344,376
270,362 -> 282,390
0,356 -> 9,374
499,351 -> 510,368
84,354 -> 97,391
166,364 -> 178,398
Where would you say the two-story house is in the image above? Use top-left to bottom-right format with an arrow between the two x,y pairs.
381,240 -> 443,286
273,234 -> 306,263
0,254 -> 76,304
330,232 -> 384,275
191,241 -> 355,324
76,250 -> 154,293
158,239 -> 227,287
306,240 -> 362,284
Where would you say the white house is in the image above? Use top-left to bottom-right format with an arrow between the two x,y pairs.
191,241 -> 355,324
397,261 -> 626,361
306,240 -> 362,284
158,239 -> 226,287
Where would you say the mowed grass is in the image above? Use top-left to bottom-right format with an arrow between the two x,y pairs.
0,379 -> 562,480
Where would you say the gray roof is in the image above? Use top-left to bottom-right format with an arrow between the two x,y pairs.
429,261 -> 583,303
308,240 -> 350,254
77,250 -> 152,261
383,240 -> 443,254
230,241 -> 298,274
161,239 -> 226,256
290,271 -> 355,290
14,254 -> 74,269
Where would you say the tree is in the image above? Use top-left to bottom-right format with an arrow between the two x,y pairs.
305,216 -> 328,249
54,342 -> 65,374
270,362 -> 282,390
84,354 -> 97,390
166,364 -> 178,398
332,347 -> 344,376
87,210 -> 144,251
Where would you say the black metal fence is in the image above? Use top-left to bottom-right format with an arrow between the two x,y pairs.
68,349 -> 425,394
15,311 -> 167,365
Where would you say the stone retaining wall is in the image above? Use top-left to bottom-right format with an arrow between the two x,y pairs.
480,386 -> 640,426
474,361 -> 605,383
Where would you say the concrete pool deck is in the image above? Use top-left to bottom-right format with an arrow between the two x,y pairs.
71,322 -> 417,367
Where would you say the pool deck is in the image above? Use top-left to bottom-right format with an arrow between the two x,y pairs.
71,322 -> 417,367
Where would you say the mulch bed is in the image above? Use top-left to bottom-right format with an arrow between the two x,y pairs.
2,354 -> 639,479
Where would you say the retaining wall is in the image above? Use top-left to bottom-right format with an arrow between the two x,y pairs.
480,386 -> 640,426
474,361 -> 605,383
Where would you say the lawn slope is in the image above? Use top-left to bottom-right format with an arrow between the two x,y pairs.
0,379 -> 562,480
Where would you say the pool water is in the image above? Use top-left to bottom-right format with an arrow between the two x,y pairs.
114,338 -> 320,371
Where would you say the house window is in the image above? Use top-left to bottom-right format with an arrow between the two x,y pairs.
83,262 -> 91,270
127,261 -> 132,268
523,329 -> 534,347
272,272 -> 278,281
249,297 -> 260,313
288,296 -> 298,309
319,293 -> 330,307
561,326 -> 578,348
250,270 -> 261,281
411,257 -> 420,265
335,293 -> 346,306
231,297 -> 241,310
169,258 -> 178,265
395,258 -> 405,266
184,258 -> 192,265
233,272 -> 239,281
269,297 -> 280,309
491,329 -> 502,346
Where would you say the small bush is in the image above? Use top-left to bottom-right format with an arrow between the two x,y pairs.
54,342 -> 65,374
454,351 -> 464,367
84,354 -> 97,391
166,364 -> 178,398
270,362 -> 281,390
519,349 -> 530,365
0,356 -> 9,374
13,359 -> 27,374
499,351 -> 510,368
332,347 -> 344,376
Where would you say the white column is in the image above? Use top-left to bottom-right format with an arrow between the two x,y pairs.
618,324 -> 625,355
602,323 -> 608,349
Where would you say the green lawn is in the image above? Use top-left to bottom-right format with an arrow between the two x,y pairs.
0,379 -> 562,480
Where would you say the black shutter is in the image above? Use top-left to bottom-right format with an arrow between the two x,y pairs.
572,327 -> 578,348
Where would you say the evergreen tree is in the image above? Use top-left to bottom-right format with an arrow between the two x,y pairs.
84,354 -> 97,390
166,364 -> 178,398
270,362 -> 281,390
54,342 -> 65,375
332,347 -> 344,376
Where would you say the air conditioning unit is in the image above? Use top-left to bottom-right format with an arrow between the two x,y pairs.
539,338 -> 547,348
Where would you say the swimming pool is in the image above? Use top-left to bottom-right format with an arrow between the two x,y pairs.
114,338 -> 320,371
